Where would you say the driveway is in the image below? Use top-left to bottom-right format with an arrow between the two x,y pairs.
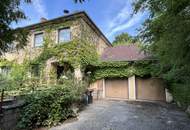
51,100 -> 190,130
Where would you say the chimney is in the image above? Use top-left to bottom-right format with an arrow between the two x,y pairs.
40,17 -> 47,22
63,10 -> 70,15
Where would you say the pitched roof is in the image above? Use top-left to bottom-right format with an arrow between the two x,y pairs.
101,44 -> 151,61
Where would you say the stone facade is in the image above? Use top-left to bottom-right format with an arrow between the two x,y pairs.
2,12 -> 111,80
79,18 -> 109,55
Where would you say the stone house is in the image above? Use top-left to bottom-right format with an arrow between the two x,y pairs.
1,11 -> 169,102
2,11 -> 111,81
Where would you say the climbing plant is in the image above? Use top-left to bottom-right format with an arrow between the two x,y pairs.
30,28 -> 99,73
89,60 -> 159,82
0,58 -> 13,67
0,23 -> 158,91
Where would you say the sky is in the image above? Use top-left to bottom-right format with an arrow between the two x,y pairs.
14,0 -> 149,42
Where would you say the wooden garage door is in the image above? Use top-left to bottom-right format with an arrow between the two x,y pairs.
105,79 -> 128,99
136,77 -> 165,101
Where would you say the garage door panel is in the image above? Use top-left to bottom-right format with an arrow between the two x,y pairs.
136,78 -> 165,101
105,79 -> 128,99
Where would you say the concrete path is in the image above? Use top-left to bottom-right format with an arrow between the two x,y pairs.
51,100 -> 190,130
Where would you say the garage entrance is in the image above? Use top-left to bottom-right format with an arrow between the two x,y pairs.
136,77 -> 166,101
105,79 -> 129,99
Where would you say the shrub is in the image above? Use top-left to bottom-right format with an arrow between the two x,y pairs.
17,79 -> 86,129
171,83 -> 190,108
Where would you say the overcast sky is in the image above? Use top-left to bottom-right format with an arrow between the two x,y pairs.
13,0 -> 148,42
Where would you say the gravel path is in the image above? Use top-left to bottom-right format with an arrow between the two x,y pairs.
51,100 -> 190,130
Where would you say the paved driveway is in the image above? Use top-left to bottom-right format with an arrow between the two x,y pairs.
51,100 -> 190,130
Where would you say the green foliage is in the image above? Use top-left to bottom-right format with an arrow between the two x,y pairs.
17,79 -> 86,129
0,58 -> 12,67
10,63 -> 28,81
0,0 -> 30,55
0,59 -> 28,93
0,58 -> 43,96
0,74 -> 16,91
133,0 -> 190,106
0,27 -> 98,95
90,60 -> 155,82
31,29 -> 98,70
171,83 -> 190,107
112,33 -> 138,46
74,0 -> 86,3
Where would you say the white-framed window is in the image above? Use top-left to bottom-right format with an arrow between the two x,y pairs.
34,33 -> 44,47
58,28 -> 71,43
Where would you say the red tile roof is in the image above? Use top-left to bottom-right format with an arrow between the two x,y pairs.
101,44 -> 151,61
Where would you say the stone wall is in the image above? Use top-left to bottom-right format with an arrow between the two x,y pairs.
4,19 -> 81,64
3,16 -> 110,64
79,18 -> 110,55
0,100 -> 24,130
2,15 -> 110,81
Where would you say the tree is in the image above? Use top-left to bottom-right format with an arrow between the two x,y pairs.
112,33 -> 138,46
0,0 -> 31,55
74,0 -> 86,3
133,0 -> 190,106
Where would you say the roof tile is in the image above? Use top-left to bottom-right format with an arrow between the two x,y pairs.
101,44 -> 150,61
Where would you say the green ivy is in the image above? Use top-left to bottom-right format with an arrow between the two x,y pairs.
0,58 -> 13,67
0,28 -> 157,90
30,29 -> 98,70
90,60 -> 156,82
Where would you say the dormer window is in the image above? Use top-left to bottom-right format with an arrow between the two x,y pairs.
58,28 -> 71,43
34,33 -> 43,47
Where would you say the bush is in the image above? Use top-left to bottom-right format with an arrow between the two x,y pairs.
17,79 -> 86,129
171,83 -> 190,108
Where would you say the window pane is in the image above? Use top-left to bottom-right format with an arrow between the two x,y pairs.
58,28 -> 71,43
34,33 -> 43,47
31,64 -> 40,77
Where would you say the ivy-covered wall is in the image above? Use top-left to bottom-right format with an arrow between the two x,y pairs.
1,13 -> 156,86
89,60 -> 157,82
79,18 -> 110,55
3,15 -> 110,65
0,14 -> 112,83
